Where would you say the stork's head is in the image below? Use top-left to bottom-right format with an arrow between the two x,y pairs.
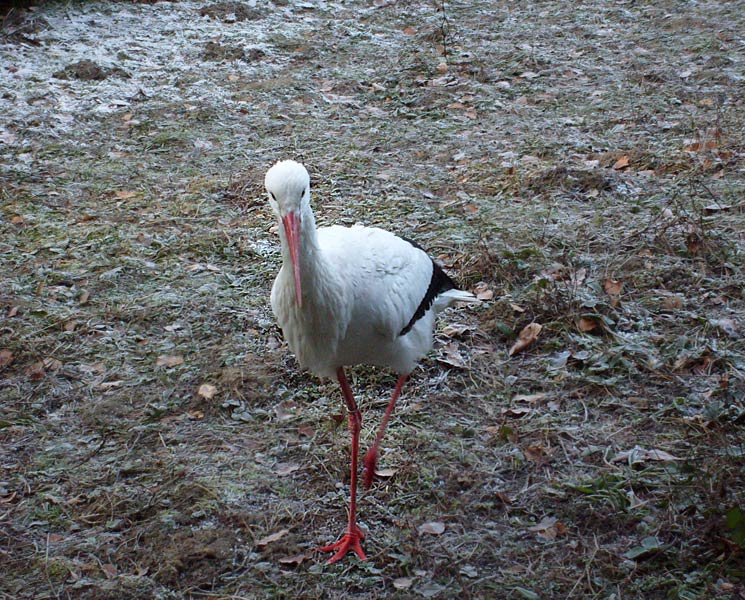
265,160 -> 310,308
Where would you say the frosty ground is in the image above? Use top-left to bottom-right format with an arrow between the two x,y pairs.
1,1 -> 744,598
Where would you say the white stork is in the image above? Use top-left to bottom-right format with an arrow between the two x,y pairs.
265,160 -> 477,564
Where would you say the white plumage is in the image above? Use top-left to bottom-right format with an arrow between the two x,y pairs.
265,159 -> 476,563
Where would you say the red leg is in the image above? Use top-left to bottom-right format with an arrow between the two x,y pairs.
363,374 -> 408,489
318,367 -> 367,563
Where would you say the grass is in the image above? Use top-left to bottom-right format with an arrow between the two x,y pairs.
1,0 -> 744,598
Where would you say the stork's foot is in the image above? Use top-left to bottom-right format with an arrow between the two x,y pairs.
362,448 -> 378,489
318,525 -> 367,564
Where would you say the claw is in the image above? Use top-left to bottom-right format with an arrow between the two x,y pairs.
318,526 -> 367,563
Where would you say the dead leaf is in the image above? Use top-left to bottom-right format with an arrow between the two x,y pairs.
26,362 -> 45,380
612,446 -> 681,464
512,393 -> 547,404
686,231 -> 702,255
156,355 -> 184,368
711,318 -> 737,338
97,380 -> 123,391
703,203 -> 732,214
256,528 -> 289,547
501,407 -> 532,418
509,303 -> 525,313
79,290 -> 90,305
114,190 -> 137,199
662,294 -> 684,310
473,282 -> 494,300
577,317 -> 600,333
524,444 -> 549,465
187,409 -> 204,420
612,155 -> 630,170
274,463 -> 300,477
418,521 -> 446,535
297,424 -> 315,438
402,26 -> 416,35
374,467 -> 397,478
437,341 -> 467,368
393,577 -> 415,590
441,323 -> 472,337
508,322 -> 542,356
0,349 -> 13,369
43,357 -> 62,372
197,383 -> 217,399
604,278 -> 623,307
7,306 -> 20,317
279,552 -> 308,565
527,516 -> 557,532
101,563 -> 117,578
63,320 -> 77,332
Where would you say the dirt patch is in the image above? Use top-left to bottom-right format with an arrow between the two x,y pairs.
52,59 -> 128,81
199,2 -> 265,22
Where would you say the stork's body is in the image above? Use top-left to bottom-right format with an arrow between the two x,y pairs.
266,160 -> 476,563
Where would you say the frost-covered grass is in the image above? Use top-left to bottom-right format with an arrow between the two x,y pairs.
1,1 -> 744,599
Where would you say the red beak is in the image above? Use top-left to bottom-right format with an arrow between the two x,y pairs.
282,211 -> 302,308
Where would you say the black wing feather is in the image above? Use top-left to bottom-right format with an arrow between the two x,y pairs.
398,237 -> 458,336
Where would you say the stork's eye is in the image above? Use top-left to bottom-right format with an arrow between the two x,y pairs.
269,192 -> 277,202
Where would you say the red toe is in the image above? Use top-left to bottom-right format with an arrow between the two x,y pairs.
318,526 -> 367,563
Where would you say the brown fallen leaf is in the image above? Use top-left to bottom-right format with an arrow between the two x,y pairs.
187,409 -> 204,420
512,393 -> 547,404
527,516 -> 566,540
437,341 -> 467,368
524,444 -> 549,465
441,323 -> 472,337
156,355 -> 184,368
577,317 -> 600,333
612,155 -> 630,170
374,467 -> 397,478
0,349 -> 13,369
7,306 -> 20,317
703,203 -> 732,214
527,516 -> 557,532
197,383 -> 217,399
662,294 -> 684,310
393,577 -> 415,590
402,26 -> 416,35
418,521 -> 446,535
297,424 -> 315,438
79,290 -> 90,305
114,190 -> 137,199
279,552 -> 308,566
501,407 -> 531,418
473,282 -> 494,300
612,446 -> 681,464
274,463 -> 300,477
26,362 -> 46,380
604,278 -> 623,307
101,563 -> 117,579
256,528 -> 289,547
508,322 -> 542,356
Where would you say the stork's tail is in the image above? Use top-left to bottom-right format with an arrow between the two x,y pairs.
434,289 -> 479,312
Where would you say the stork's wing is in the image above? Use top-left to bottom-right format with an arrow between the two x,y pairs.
317,225 -> 455,341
